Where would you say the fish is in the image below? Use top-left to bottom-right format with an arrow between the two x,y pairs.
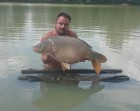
33,36 -> 107,74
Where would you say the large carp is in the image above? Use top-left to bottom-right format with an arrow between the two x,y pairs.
33,36 -> 107,74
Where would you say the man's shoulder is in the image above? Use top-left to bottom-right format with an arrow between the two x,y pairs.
41,30 -> 55,41
45,30 -> 55,37
68,30 -> 78,38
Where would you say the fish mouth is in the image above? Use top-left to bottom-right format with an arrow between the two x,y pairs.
32,46 -> 38,52
32,46 -> 42,54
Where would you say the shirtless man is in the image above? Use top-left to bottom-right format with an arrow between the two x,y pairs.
41,12 -> 78,70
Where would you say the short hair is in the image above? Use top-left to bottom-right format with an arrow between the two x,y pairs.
56,12 -> 71,22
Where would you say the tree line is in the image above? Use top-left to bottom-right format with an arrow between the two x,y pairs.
0,0 -> 140,4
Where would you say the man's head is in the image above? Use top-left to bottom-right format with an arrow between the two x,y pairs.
55,12 -> 71,35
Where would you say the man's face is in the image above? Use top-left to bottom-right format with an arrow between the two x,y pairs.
55,16 -> 70,35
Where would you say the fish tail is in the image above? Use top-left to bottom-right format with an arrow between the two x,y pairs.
91,51 -> 107,63
91,59 -> 101,74
90,51 -> 107,74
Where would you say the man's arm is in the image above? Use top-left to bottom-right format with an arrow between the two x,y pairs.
40,31 -> 54,64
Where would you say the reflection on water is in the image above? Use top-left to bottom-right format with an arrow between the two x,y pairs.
33,81 -> 104,111
0,3 -> 140,111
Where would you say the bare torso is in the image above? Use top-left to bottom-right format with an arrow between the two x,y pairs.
41,29 -> 78,70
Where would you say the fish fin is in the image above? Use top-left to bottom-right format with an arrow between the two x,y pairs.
60,62 -> 71,71
79,39 -> 92,48
91,59 -> 101,74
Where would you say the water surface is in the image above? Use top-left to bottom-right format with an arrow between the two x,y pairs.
0,3 -> 140,111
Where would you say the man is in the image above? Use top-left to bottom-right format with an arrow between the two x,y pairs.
41,12 -> 78,70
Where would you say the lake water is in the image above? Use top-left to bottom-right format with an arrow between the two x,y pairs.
0,3 -> 140,111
